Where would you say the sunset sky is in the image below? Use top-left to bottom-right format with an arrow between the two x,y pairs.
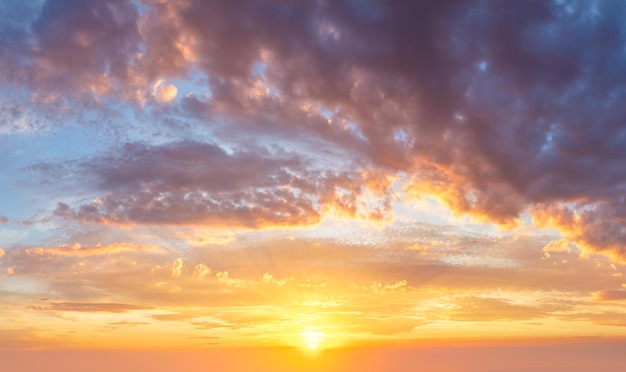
2,0 -> 626,370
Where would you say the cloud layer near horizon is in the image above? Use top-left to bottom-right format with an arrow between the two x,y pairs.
1,220 -> 625,348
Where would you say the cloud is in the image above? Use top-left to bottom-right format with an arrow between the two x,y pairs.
215,271 -> 246,288
138,0 -> 626,261
22,243 -> 165,257
171,258 -> 183,278
542,238 -> 575,259
261,273 -> 291,287
152,79 -> 177,103
191,319 -> 229,330
192,264 -> 210,279
106,321 -> 149,329
177,228 -> 236,247
543,239 -> 573,254
52,140 -> 390,228
0,220 -> 621,344
3,0 -> 626,263
26,0 -> 143,101
150,313 -> 194,322
0,0 -> 40,83
593,289 -> 626,301
445,296 -> 547,322
533,203 -> 626,262
27,302 -> 149,313
0,218 -> 616,314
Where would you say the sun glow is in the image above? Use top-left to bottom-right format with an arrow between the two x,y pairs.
301,327 -> 327,351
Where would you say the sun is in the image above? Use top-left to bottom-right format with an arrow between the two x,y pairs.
301,326 -> 327,351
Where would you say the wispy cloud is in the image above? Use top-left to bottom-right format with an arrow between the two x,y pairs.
27,302 -> 150,313
23,243 -> 165,257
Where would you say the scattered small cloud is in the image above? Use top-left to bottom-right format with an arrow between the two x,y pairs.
171,258 -> 183,278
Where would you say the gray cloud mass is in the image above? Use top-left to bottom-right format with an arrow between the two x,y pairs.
3,0 -> 626,260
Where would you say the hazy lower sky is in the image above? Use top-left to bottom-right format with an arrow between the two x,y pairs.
1,0 -> 626,370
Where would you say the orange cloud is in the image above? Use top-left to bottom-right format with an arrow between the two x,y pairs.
593,289 -> 626,301
542,239 -> 573,254
153,79 -> 178,102
27,302 -> 150,313
192,264 -> 211,279
23,243 -> 164,257
532,203 -> 626,263
171,258 -> 183,278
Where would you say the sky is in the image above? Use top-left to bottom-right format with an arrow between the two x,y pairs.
2,0 -> 626,370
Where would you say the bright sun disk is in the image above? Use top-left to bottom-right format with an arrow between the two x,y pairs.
301,327 -> 326,350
